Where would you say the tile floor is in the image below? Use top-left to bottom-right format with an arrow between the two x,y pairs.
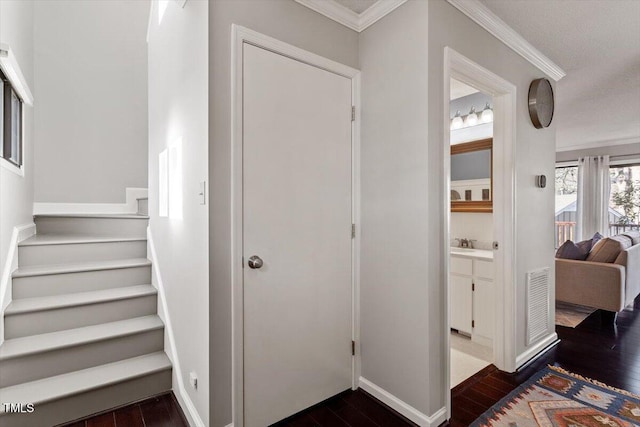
450,332 -> 492,388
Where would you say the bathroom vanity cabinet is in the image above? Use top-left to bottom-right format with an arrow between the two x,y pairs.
450,250 -> 494,347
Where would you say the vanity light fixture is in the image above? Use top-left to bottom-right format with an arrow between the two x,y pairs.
450,104 -> 494,130
480,102 -> 493,123
450,110 -> 463,130
464,106 -> 478,127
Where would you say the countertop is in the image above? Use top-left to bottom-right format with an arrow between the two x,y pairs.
450,247 -> 494,261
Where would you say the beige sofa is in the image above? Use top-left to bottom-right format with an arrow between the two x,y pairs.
556,231 -> 640,314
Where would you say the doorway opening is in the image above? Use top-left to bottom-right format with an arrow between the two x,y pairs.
448,78 -> 495,388
443,47 -> 518,420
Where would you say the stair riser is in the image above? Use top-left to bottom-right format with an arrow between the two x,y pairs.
0,369 -> 171,427
18,241 -> 147,267
4,295 -> 157,339
34,217 -> 148,238
0,328 -> 164,388
12,266 -> 151,299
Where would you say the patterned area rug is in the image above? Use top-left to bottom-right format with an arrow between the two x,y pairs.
471,366 -> 640,426
556,301 -> 596,328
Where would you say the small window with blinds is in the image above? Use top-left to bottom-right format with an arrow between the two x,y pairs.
1,69 -> 23,167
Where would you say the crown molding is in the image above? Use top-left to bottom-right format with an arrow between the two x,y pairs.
295,0 -> 407,32
447,0 -> 566,81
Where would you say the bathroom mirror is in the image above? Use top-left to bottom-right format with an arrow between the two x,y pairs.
451,138 -> 492,213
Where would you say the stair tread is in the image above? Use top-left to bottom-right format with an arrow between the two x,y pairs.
34,214 -> 149,219
13,258 -> 151,277
0,352 -> 171,407
5,285 -> 157,315
20,234 -> 147,246
0,315 -> 163,360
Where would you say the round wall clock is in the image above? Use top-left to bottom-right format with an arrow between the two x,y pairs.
528,78 -> 554,129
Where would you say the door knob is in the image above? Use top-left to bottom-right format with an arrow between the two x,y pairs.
248,255 -> 264,269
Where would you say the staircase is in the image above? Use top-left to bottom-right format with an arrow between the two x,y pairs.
0,214 -> 172,427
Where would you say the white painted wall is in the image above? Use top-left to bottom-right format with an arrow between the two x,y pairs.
0,0 -> 35,339
450,213 -> 493,248
33,0 -> 148,204
428,0 -> 557,414
148,0 -> 209,425
210,1 -> 359,425
359,0 -> 433,416
556,143 -> 640,162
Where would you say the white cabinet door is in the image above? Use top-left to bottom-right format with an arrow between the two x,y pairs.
451,275 -> 473,335
473,278 -> 494,341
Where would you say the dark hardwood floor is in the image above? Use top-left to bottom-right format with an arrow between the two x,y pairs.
272,389 -> 417,427
61,299 -> 640,427
450,298 -> 640,426
58,392 -> 188,427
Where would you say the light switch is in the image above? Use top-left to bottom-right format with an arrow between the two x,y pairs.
189,372 -> 198,389
199,181 -> 206,205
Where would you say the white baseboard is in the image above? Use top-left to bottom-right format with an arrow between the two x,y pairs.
0,223 -> 36,344
358,377 -> 447,426
147,228 -> 205,427
516,332 -> 559,369
33,188 -> 148,215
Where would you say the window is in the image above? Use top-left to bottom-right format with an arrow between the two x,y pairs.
1,69 -> 23,167
555,166 -> 578,247
555,162 -> 640,247
609,163 -> 640,234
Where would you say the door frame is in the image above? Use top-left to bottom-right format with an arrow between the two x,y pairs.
231,25 -> 361,427
442,47 -> 518,419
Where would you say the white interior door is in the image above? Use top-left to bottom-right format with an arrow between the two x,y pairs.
242,43 -> 353,427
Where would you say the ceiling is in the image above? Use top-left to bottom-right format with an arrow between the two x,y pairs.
451,79 -> 479,101
479,0 -> 640,152
333,0 -> 379,14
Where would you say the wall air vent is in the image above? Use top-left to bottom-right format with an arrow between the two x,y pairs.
526,267 -> 550,345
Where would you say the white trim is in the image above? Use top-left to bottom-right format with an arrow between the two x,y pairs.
0,223 -> 36,345
352,73 -> 362,390
444,47 -> 518,419
147,228 -> 205,427
358,0 -> 408,31
556,136 -> 640,152
515,332 -> 558,368
0,43 -> 34,105
33,188 -> 148,215
0,157 -> 24,176
359,378 -> 447,427
446,0 -> 566,81
294,0 -> 407,32
231,25 -> 361,427
611,157 -> 640,166
556,160 -> 578,168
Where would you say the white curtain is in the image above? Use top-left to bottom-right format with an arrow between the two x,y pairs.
576,155 -> 611,240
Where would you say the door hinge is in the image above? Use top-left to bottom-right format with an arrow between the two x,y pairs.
242,256 -> 245,268
351,223 -> 356,239
472,320 -> 475,328
351,106 -> 356,122
472,282 -> 475,291
352,340 -> 356,356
